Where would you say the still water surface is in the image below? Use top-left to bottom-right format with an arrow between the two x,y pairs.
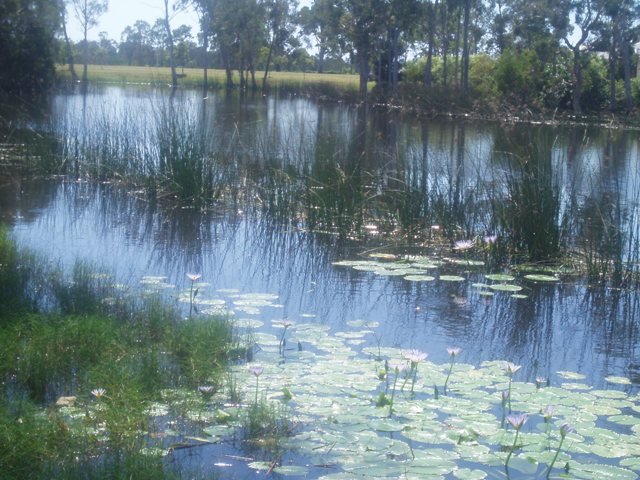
2,85 -> 640,392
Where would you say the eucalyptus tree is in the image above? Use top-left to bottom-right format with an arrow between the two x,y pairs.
211,0 -> 267,89
162,0 -> 179,87
421,0 -> 438,87
70,0 -> 108,83
58,0 -> 79,82
377,0 -> 421,95
559,0 -> 605,113
0,0 -> 60,94
120,21 -> 154,66
298,0 -> 344,73
339,0 -> 386,97
179,0 -> 214,86
262,0 -> 297,91
599,0 -> 638,112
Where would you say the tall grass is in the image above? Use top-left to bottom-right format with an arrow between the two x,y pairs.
0,231 -> 239,478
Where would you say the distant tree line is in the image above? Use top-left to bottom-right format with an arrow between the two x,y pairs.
2,0 -> 640,114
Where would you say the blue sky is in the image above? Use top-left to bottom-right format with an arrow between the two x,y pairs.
66,0 -> 200,42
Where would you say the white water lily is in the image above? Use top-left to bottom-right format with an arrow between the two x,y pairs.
91,388 -> 106,399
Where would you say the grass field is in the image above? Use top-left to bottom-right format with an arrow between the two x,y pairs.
56,64 -> 361,91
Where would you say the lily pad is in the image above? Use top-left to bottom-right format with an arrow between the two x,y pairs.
604,376 -> 632,385
485,274 -> 515,281
440,275 -> 466,282
488,283 -> 523,292
523,274 -> 560,282
404,274 -> 436,282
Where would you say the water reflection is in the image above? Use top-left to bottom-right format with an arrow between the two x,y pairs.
2,85 -> 640,391
3,179 -> 638,392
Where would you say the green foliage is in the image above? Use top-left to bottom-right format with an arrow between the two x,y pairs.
0,402 -> 172,480
1,314 -> 123,401
0,0 -> 59,94
494,49 -> 543,106
244,396 -> 291,443
468,54 -> 498,102
171,316 -> 235,387
580,56 -> 609,112
492,128 -> 562,260
0,225 -> 40,325
50,261 -> 116,315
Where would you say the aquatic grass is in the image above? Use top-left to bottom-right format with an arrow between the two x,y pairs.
4,313 -> 123,401
169,315 -> 235,388
49,260 -> 119,316
0,226 -> 40,321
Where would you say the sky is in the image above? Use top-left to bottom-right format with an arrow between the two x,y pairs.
66,0 -> 201,42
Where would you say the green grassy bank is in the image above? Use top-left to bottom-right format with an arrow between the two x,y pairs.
56,64 -> 361,92
0,226 -> 242,479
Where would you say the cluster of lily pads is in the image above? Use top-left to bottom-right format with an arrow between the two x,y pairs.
332,252 -> 562,300
126,274 -> 640,478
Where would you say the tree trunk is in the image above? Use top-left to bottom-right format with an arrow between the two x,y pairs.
357,35 -> 369,98
453,9 -> 461,88
621,38 -> 632,112
571,47 -> 583,114
202,15 -> 209,89
389,27 -> 400,96
262,39 -> 275,92
424,0 -> 437,88
61,7 -> 78,83
461,0 -> 471,97
317,44 -> 326,73
163,0 -> 178,88
441,1 -> 449,86
608,25 -> 616,112
82,0 -> 88,84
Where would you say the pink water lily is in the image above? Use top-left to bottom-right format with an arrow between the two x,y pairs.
186,273 -> 202,282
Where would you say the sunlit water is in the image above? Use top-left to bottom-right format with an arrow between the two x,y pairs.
2,85 -> 639,395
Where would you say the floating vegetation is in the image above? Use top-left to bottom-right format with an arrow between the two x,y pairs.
488,283 -> 523,292
523,274 -> 560,282
217,322 -> 640,479
440,275 -> 467,282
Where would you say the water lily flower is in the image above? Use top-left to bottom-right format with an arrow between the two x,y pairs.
186,273 -> 202,282
444,347 -> 461,395
198,385 -> 215,395
91,388 -> 106,399
506,413 -> 528,430
542,405 -> 555,420
454,239 -> 474,251
249,365 -> 264,404
535,376 -> 546,389
483,235 -> 497,244
560,423 -> 576,437
447,347 -> 462,357
505,362 -> 521,375
403,349 -> 428,364
505,413 -> 528,468
504,363 -> 521,412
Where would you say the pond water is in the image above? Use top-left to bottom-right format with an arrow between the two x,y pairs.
1,85 -> 640,477
2,85 -> 639,391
